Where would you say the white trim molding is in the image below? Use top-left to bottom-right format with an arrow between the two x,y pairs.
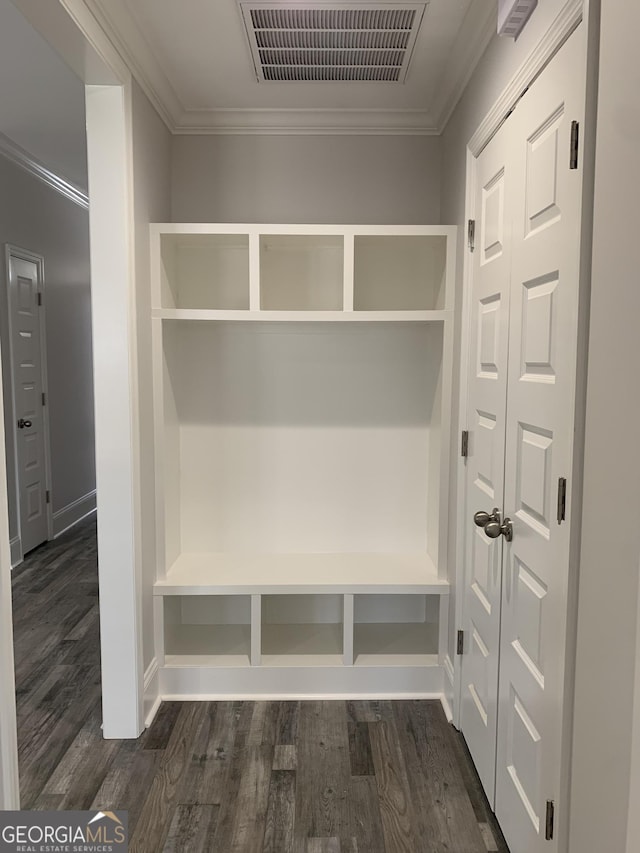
468,0 -> 584,155
53,490 -> 97,538
0,133 -> 89,209
143,657 -> 161,728
9,537 -> 21,570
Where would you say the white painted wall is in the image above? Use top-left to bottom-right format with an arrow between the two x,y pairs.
171,134 -> 442,224
130,80 -> 172,673
0,154 -> 95,553
439,0 -> 586,705
569,1 -> 640,849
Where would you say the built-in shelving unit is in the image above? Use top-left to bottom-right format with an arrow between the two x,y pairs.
150,223 -> 456,698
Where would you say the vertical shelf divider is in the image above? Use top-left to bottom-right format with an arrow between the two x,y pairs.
249,231 -> 260,311
343,593 -> 354,666
251,594 -> 262,666
343,232 -> 355,312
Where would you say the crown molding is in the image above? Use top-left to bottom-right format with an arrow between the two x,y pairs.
85,0 -> 183,130
174,108 -> 440,135
0,133 -> 89,209
432,0 -> 498,133
468,0 -> 583,155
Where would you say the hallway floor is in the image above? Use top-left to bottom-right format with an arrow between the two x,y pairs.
12,516 -> 509,852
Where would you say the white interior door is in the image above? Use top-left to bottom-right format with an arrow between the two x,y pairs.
461,26 -> 586,853
459,114 -> 513,803
495,31 -> 585,853
7,249 -> 50,556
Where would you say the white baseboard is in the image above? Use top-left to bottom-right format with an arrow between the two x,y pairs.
9,538 -> 22,570
143,658 -> 161,728
53,490 -> 96,538
159,663 -> 446,698
443,654 -> 455,723
444,654 -> 455,686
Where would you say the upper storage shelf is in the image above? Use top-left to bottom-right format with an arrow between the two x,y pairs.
151,224 -> 455,320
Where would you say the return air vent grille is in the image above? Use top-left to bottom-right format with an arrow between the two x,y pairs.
239,2 -> 428,83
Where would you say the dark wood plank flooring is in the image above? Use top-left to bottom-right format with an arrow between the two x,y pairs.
12,517 -> 509,852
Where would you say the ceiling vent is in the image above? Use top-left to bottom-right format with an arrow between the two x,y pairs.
497,0 -> 538,38
238,2 -> 428,82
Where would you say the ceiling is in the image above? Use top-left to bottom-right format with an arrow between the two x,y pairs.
0,0 -> 496,192
87,0 -> 497,134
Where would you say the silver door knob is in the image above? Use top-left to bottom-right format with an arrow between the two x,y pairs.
474,508 -> 500,528
17,418 -> 32,429
485,517 -> 513,542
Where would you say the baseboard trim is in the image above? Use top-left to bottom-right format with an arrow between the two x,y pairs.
444,654 -> 455,686
440,692 -> 453,722
143,658 -> 161,728
53,490 -> 97,538
9,537 -> 22,569
159,663 -> 445,698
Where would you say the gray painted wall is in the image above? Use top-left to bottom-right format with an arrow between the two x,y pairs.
0,154 -> 95,552
131,81 -> 172,672
172,134 -> 442,224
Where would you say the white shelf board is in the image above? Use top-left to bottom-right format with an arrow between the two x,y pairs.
164,654 -> 251,668
354,653 -> 439,667
154,553 -> 449,596
153,308 -> 450,323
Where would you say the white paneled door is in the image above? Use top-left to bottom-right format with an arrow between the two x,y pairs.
461,30 -> 585,853
7,249 -> 49,556
460,111 -> 512,801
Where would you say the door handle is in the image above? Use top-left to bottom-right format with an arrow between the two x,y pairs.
485,517 -> 513,542
17,418 -> 32,429
474,508 -> 500,528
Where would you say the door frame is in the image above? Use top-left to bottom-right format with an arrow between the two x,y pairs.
453,0 -> 584,730
4,245 -> 54,563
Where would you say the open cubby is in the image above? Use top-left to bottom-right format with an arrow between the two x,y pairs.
159,233 -> 250,309
261,595 -> 344,663
159,320 -> 443,563
260,234 -> 343,310
163,595 -> 251,665
353,594 -> 439,665
354,235 -> 447,311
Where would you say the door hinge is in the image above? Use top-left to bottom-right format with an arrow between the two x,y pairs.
570,121 -> 580,170
461,430 -> 469,458
41,392 -> 46,406
557,477 -> 567,524
46,490 -> 51,505
545,800 -> 555,841
37,292 -> 42,307
457,629 -> 464,655
468,219 -> 476,252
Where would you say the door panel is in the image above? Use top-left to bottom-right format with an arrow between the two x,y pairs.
496,31 -> 585,853
461,27 -> 586,853
460,116 -> 513,803
7,253 -> 48,555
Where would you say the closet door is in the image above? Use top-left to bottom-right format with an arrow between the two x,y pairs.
459,113 -> 513,804
495,31 -> 585,853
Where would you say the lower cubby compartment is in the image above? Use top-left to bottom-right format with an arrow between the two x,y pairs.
261,594 -> 344,665
353,594 -> 439,666
163,594 -> 251,666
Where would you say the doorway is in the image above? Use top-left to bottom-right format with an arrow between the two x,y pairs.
5,246 -> 52,558
458,28 -> 588,853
